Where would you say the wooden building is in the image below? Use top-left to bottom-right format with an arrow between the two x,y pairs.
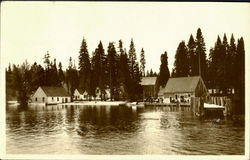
74,87 -> 111,101
32,86 -> 71,104
73,88 -> 88,101
158,76 -> 208,103
140,77 -> 157,100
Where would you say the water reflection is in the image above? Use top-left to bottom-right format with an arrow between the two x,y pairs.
6,104 -> 244,155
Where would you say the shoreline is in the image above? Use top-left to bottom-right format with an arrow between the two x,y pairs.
7,101 -> 127,106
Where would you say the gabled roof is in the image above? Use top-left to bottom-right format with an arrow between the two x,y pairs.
140,77 -> 157,86
76,88 -> 85,94
40,86 -> 70,97
163,76 -> 202,93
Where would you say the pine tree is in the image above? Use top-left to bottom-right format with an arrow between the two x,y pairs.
52,58 -> 60,86
117,40 -> 130,99
156,51 -> 170,93
187,34 -> 196,76
236,37 -> 245,94
58,62 -> 65,86
78,37 -> 91,93
140,48 -> 146,77
128,38 -> 137,79
92,41 -> 107,100
207,47 -> 215,89
228,34 -> 237,91
66,57 -> 79,98
221,34 -> 229,93
209,35 -> 227,93
195,28 -> 208,83
173,41 -> 189,77
149,69 -> 153,76
107,42 -> 118,101
30,62 -> 45,91
43,51 -> 51,86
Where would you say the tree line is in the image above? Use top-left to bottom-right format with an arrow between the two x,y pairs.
6,38 -> 151,106
6,28 -> 245,107
171,28 -> 245,97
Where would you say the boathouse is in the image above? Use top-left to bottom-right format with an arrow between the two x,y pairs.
159,76 -> 208,103
32,86 -> 71,104
140,77 -> 157,100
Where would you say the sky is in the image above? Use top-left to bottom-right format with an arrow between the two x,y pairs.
1,2 -> 250,73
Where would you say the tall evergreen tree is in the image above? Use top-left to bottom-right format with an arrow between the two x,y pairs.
228,34 -> 237,90
43,51 -> 51,86
78,37 -> 91,93
107,42 -> 119,101
173,41 -> 189,77
30,62 -> 45,91
128,39 -> 137,79
156,51 -> 170,93
140,48 -> 146,77
51,58 -> 60,86
58,62 -> 65,86
187,34 -> 196,76
195,28 -> 208,83
207,47 -> 215,89
117,40 -> 130,99
221,34 -> 229,93
149,69 -> 153,76
208,36 -> 227,93
66,57 -> 79,97
92,41 -> 107,100
235,37 -> 245,95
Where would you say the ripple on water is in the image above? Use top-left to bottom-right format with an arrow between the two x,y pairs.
6,104 -> 245,155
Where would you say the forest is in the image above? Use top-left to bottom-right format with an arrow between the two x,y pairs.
6,28 -> 245,109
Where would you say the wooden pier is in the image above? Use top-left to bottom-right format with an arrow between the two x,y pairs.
190,96 -> 232,117
144,102 -> 190,107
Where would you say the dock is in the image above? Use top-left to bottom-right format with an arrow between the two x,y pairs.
144,102 -> 190,107
204,103 -> 224,109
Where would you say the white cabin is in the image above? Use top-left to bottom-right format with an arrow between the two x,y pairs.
74,88 -> 89,101
32,86 -> 71,104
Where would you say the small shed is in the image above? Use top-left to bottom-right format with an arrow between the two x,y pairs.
32,86 -> 71,104
140,77 -> 157,100
159,76 -> 208,103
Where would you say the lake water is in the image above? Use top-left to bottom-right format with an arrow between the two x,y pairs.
6,104 -> 244,155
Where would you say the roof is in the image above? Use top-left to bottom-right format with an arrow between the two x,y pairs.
40,86 -> 70,97
140,77 -> 157,86
163,76 -> 202,93
76,88 -> 85,94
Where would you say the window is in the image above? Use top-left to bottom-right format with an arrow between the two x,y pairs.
57,97 -> 59,101
52,97 -> 54,101
42,97 -> 45,102
96,89 -> 99,93
35,97 -> 37,102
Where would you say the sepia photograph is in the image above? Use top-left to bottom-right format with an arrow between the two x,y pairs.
0,1 -> 249,160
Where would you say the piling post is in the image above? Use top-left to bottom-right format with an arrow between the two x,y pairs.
200,97 -> 205,116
